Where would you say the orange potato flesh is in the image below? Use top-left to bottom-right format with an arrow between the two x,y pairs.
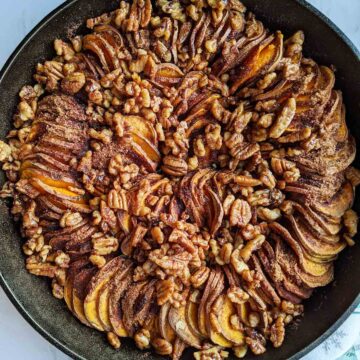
131,133 -> 160,162
216,295 -> 245,345
230,33 -> 283,94
98,286 -> 112,331
21,168 -> 77,189
29,178 -> 86,203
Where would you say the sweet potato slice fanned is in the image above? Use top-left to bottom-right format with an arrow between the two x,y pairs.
108,262 -> 133,337
288,215 -> 346,258
84,256 -> 125,331
185,294 -> 204,341
168,305 -> 202,349
230,32 -> 284,94
159,302 -> 176,343
97,285 -> 111,331
72,267 -> 97,327
64,258 -> 90,311
212,295 -> 245,346
121,279 -> 158,337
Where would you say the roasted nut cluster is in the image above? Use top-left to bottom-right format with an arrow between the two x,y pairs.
0,1 -> 359,359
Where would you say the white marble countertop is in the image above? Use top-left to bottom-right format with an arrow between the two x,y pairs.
0,1 -> 359,360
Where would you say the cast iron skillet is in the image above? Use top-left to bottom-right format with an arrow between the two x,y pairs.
0,1 -> 359,359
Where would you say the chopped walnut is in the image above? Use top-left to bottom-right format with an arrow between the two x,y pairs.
205,124 -> 223,150
229,199 -> 252,227
194,137 -> 206,157
151,226 -> 165,244
227,286 -> 250,304
54,39 -> 75,61
0,141 -> 12,162
194,346 -> 229,360
134,328 -> 151,350
231,248 -> 249,274
92,233 -> 119,255
152,338 -> 173,356
54,251 -> 70,268
52,280 -> 64,299
107,332 -> 121,349
233,345 -> 248,359
59,211 -> 83,228
257,207 -> 281,222
61,72 -> 86,94
270,316 -> 285,348
240,235 -> 265,262
269,98 -> 296,139
216,242 -> 233,265
248,312 -> 261,328
18,101 -> 35,121
156,278 -> 175,305
89,254 -> 107,268
89,128 -> 113,144
245,336 -> 266,355
281,300 -> 304,316
26,256 -> 56,278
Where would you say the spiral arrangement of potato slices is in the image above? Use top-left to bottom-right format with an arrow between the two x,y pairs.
0,1 -> 359,359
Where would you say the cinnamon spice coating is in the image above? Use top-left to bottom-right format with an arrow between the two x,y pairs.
0,1 -> 359,359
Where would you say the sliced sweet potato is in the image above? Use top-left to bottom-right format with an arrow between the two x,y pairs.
185,298 -> 204,340
168,305 -> 202,349
288,215 -> 346,258
172,337 -> 187,360
84,257 -> 124,331
230,32 -> 283,94
131,133 -> 160,163
159,302 -> 176,343
83,34 -> 113,72
108,261 -> 133,337
334,104 -> 348,142
210,326 -> 233,348
97,285 -> 111,331
21,166 -> 77,189
205,185 -> 224,236
297,264 -> 334,288
250,255 -> 281,306
213,295 -> 245,345
198,269 -> 217,336
121,279 -> 158,337
63,224 -> 97,251
121,114 -> 157,143
184,93 -> 222,123
128,139 -> 159,172
311,181 -> 353,218
64,258 -> 89,311
204,269 -> 225,337
303,248 -> 336,264
48,195 -> 92,214
212,20 -> 266,76
72,267 -> 97,327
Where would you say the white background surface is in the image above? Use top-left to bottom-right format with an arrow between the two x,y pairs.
0,1 -> 359,360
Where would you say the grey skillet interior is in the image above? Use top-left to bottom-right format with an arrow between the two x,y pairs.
0,0 -> 359,359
